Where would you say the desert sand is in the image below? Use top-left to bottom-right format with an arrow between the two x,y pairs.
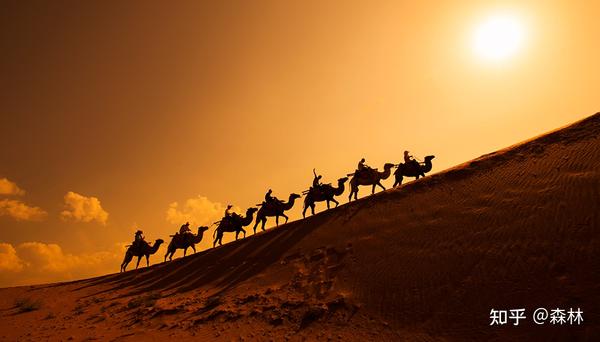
1,113 -> 599,341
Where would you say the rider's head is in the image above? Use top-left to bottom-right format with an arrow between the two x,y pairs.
404,150 -> 409,155
227,204 -> 233,209
317,175 -> 322,179
361,158 -> 365,162
135,230 -> 143,235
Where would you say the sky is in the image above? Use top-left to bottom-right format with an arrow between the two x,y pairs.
1,0 -> 598,287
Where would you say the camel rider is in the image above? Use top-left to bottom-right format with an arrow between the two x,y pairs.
222,204 -> 235,224
404,151 -> 420,169
225,205 -> 233,217
357,158 -> 370,176
265,189 -> 274,203
133,229 -> 145,249
312,169 -> 322,189
264,189 -> 280,208
179,222 -> 192,235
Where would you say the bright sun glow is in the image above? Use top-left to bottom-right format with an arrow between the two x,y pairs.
473,14 -> 525,61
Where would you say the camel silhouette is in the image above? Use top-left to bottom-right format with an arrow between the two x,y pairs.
393,155 -> 435,187
253,193 -> 301,233
120,239 -> 164,272
348,163 -> 395,201
302,177 -> 348,217
213,207 -> 258,247
164,226 -> 210,261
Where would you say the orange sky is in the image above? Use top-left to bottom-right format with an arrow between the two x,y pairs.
1,0 -> 598,287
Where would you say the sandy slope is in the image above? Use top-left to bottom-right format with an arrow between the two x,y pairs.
1,113 -> 599,341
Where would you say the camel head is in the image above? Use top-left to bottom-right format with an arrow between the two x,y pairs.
197,226 -> 209,234
246,207 -> 259,215
384,163 -> 395,170
425,155 -> 435,161
154,239 -> 165,246
338,177 -> 349,184
290,193 -> 301,200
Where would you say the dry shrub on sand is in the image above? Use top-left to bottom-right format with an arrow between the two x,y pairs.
127,292 -> 161,309
14,298 -> 42,313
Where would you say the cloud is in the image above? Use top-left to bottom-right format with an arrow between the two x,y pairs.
0,241 -> 127,287
166,195 -> 241,226
0,199 -> 47,221
0,178 -> 25,196
0,243 -> 24,272
60,191 -> 109,224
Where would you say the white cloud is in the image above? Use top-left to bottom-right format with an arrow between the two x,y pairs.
0,199 -> 47,221
0,241 -> 126,287
60,191 -> 109,224
0,178 -> 25,196
166,195 -> 240,226
0,243 -> 24,272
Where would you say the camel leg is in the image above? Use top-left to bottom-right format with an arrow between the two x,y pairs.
275,216 -> 279,226
253,219 -> 260,234
377,182 -> 386,191
283,213 -> 289,223
331,198 -> 339,208
311,204 -> 315,215
241,228 -> 246,238
261,218 -> 267,232
235,231 -> 239,240
183,247 -> 187,257
120,253 -> 130,272
395,175 -> 404,187
191,245 -> 197,253
372,184 -> 376,194
146,255 -> 149,267
302,205 -> 308,218
135,256 -> 141,269
327,200 -> 330,209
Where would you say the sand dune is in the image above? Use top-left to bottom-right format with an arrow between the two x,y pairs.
1,113 -> 599,341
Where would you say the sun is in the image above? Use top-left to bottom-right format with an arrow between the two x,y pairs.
472,14 -> 525,61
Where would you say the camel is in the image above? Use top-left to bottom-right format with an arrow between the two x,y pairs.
213,207 -> 258,247
348,163 -> 395,201
253,193 -> 301,233
120,239 -> 164,272
164,226 -> 210,261
393,155 -> 435,187
302,177 -> 348,217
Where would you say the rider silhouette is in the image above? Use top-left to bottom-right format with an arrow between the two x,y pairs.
404,151 -> 420,169
179,222 -> 191,235
265,189 -> 280,204
357,158 -> 371,176
225,205 -> 233,217
312,169 -> 322,188
133,229 -> 145,249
